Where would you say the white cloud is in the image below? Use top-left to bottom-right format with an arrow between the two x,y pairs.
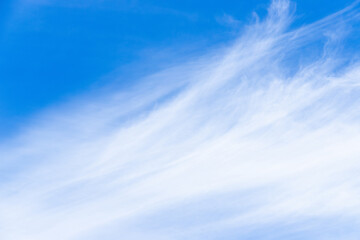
1,0 -> 360,239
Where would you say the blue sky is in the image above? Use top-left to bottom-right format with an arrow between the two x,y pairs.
1,1 -> 360,240
0,0 -> 356,137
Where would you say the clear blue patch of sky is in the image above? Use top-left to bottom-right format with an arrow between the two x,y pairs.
0,0 -> 356,138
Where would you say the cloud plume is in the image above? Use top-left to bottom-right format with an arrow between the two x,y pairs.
1,1 -> 360,239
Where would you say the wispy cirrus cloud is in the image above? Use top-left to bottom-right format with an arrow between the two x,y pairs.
1,1 -> 360,239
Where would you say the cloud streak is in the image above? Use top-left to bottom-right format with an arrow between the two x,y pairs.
1,1 -> 360,239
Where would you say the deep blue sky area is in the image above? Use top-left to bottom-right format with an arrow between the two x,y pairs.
0,0 -> 355,137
